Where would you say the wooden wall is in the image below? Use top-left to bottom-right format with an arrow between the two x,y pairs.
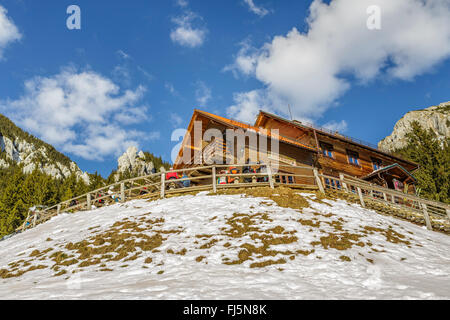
256,114 -> 417,180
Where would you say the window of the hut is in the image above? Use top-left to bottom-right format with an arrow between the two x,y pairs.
347,150 -> 359,165
371,158 -> 382,170
320,142 -> 334,158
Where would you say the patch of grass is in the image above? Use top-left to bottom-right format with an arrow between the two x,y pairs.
196,256 -> 206,262
311,232 -> 364,251
199,239 -> 218,250
144,257 -> 153,264
250,258 -> 286,268
54,270 -> 67,277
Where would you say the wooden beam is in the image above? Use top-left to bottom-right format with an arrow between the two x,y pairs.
160,173 -> 166,198
339,173 -> 348,192
357,187 -> 365,208
267,165 -> 274,189
22,211 -> 30,232
421,203 -> 432,231
212,166 -> 217,193
120,183 -> 125,203
313,168 -> 325,193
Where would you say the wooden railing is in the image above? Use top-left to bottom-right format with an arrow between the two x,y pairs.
19,163 -> 450,233
316,172 -> 450,231
20,163 -> 317,232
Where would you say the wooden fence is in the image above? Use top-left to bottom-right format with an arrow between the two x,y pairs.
19,163 -> 450,233
20,163 -> 317,231
317,172 -> 450,231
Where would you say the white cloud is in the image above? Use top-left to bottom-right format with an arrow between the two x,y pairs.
243,0 -> 270,17
227,0 -> 450,123
223,39 -> 259,77
0,5 -> 22,59
114,106 -> 149,125
112,65 -> 132,86
323,120 -> 348,133
0,68 -> 158,160
170,11 -> 207,48
195,81 -> 212,106
170,113 -> 183,127
227,90 -> 270,124
176,0 -> 189,8
165,82 -> 178,96
116,49 -> 131,60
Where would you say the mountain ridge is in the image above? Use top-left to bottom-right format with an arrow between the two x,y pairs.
0,113 -> 90,184
378,101 -> 450,152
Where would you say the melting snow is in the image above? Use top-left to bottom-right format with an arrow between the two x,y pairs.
0,192 -> 449,299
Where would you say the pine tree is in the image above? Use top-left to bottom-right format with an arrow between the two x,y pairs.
88,171 -> 105,191
395,121 -> 449,204
0,168 -> 26,236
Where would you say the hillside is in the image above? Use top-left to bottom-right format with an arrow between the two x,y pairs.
0,113 -> 89,184
379,101 -> 450,152
1,188 -> 449,299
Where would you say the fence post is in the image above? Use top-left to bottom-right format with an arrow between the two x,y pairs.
267,165 -> 274,189
339,173 -> 348,192
32,212 -> 37,228
313,168 -> 325,193
446,208 -> 450,222
383,193 -> 387,202
212,166 -> 217,193
120,183 -> 125,203
357,187 -> 365,208
160,173 -> 166,198
421,203 -> 433,231
22,211 -> 30,232
57,204 -> 61,215
87,193 -> 91,209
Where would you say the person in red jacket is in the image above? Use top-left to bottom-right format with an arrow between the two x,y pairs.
166,168 -> 179,180
166,168 -> 181,189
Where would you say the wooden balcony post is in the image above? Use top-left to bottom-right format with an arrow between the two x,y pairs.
160,173 -> 166,198
421,203 -> 432,231
212,166 -> 217,193
339,173 -> 348,192
357,187 -> 365,208
313,168 -> 325,193
120,182 -> 125,203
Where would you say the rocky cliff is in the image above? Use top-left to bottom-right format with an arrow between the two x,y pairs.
117,146 -> 155,176
378,101 -> 450,152
0,114 -> 90,184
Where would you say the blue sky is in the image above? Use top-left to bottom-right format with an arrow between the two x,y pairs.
0,0 -> 449,177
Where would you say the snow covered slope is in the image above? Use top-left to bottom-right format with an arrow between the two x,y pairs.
0,189 -> 449,299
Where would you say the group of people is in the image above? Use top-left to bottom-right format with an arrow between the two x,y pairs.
165,168 -> 191,189
218,160 -> 268,185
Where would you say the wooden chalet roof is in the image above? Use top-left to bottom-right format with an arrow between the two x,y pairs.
255,110 -> 419,171
193,109 -> 317,152
361,163 -> 417,182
